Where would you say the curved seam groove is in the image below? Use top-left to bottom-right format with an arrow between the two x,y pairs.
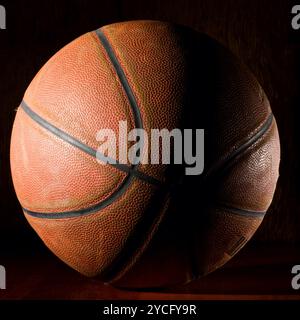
95,28 -> 143,165
221,113 -> 274,167
19,28 -> 164,218
216,203 -> 266,218
23,174 -> 134,219
95,29 -> 143,130
209,114 -> 274,218
20,102 -> 161,185
206,113 -> 274,180
20,101 -> 161,218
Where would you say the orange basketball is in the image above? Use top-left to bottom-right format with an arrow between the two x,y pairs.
10,21 -> 280,287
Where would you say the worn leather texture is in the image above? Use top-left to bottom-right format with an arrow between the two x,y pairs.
10,21 -> 280,286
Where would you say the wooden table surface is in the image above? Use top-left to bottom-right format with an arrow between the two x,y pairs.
1,243 -> 299,300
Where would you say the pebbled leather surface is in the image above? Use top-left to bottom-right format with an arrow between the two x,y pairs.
24,178 -> 168,279
100,21 -> 273,182
114,116 -> 280,288
23,32 -> 136,164
11,107 -> 127,212
100,22 -> 186,181
10,21 -> 280,285
216,118 -> 280,212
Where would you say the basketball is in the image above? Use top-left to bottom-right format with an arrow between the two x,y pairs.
10,20 -> 280,287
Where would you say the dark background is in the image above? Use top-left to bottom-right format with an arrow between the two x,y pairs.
0,0 -> 299,299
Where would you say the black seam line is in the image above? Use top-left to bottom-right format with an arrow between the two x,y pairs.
207,113 -> 274,178
95,28 -> 143,160
20,102 -> 161,219
20,101 -> 161,187
20,30 -> 158,220
224,113 -> 274,164
222,113 -> 274,166
217,203 -> 266,218
23,174 -> 134,219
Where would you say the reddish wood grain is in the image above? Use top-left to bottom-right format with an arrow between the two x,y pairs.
1,243 -> 299,299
